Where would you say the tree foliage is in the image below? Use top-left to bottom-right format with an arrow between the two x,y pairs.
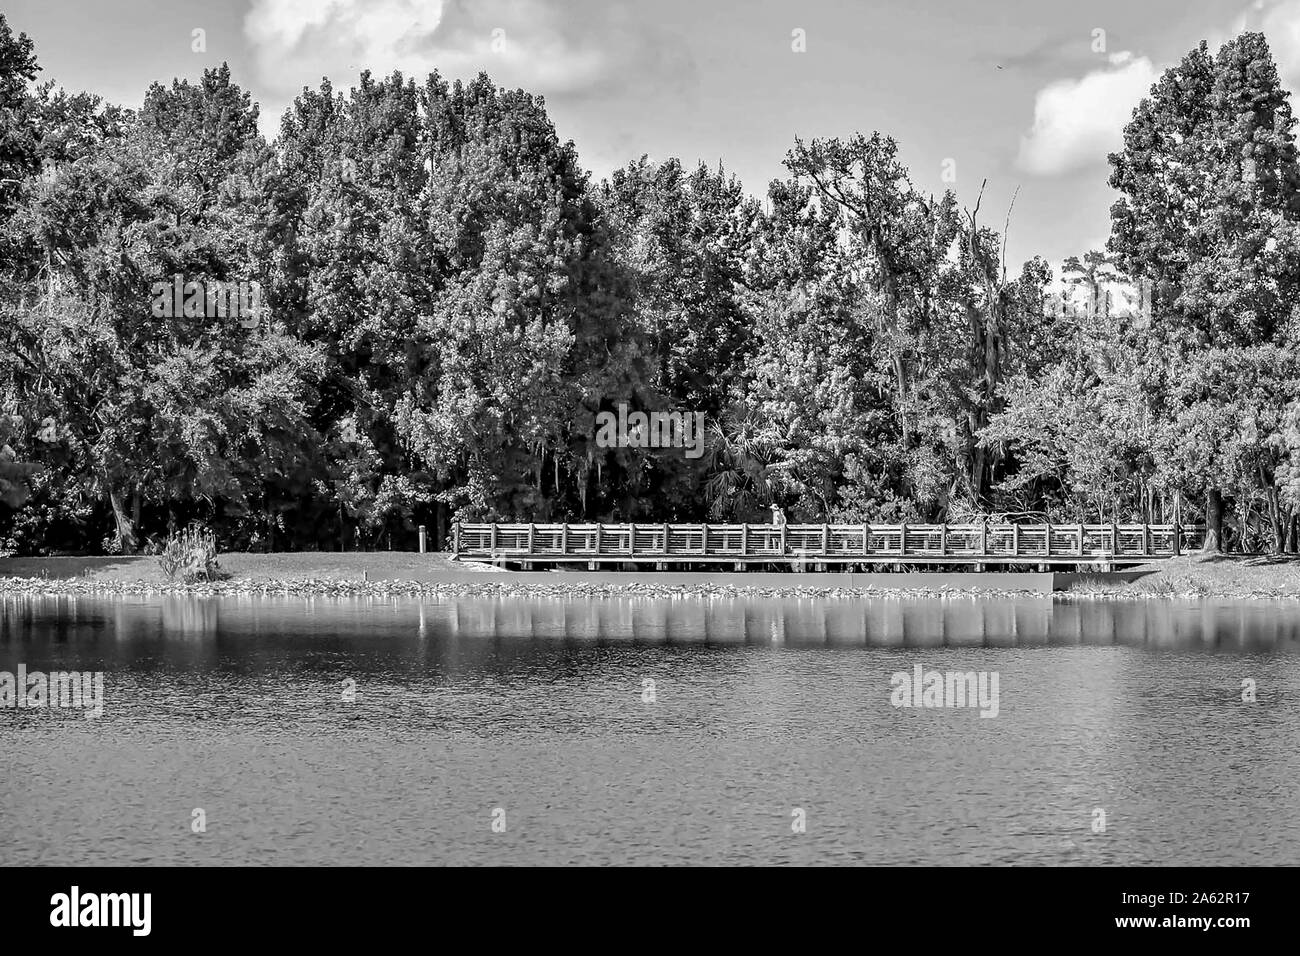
2,28 -> 1299,555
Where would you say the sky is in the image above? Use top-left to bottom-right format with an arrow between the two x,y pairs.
6,0 -> 1300,274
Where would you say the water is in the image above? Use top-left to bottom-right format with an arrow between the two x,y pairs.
2,593 -> 1298,865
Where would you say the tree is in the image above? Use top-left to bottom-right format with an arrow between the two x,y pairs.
0,418 -> 42,510
0,12 -> 38,207
394,73 -> 642,523
1061,251 -> 1121,324
773,134 -> 1048,516
137,63 -> 260,201
595,156 -> 761,516
1108,32 -> 1300,551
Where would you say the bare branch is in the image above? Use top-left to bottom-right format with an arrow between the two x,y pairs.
965,178 -> 988,264
1001,185 -> 1021,286
969,178 -> 987,227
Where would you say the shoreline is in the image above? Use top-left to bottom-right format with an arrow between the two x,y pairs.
0,574 -> 1297,601
4,551 -> 1300,600
0,574 -> 1045,600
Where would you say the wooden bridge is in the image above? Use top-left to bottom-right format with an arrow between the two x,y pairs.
451,522 -> 1202,568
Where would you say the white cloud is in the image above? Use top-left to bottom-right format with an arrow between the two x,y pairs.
244,0 -> 690,101
1016,0 -> 1300,179
245,0 -> 439,97
1015,52 -> 1161,177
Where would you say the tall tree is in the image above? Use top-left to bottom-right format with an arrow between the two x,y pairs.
596,156 -> 760,516
0,13 -> 38,209
1108,32 -> 1300,551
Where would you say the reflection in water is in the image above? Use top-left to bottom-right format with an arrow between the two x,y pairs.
1,593 -> 1298,866
5,593 -> 1298,651
442,595 -> 1300,650
159,596 -> 221,637
7,595 -> 1300,655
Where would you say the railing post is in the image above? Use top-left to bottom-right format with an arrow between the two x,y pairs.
780,522 -> 788,557
740,522 -> 749,557
1110,521 -> 1118,559
628,523 -> 636,556
939,522 -> 947,556
980,518 -> 989,556
1012,523 -> 1020,556
899,521 -> 908,557
1173,522 -> 1182,556
527,522 -> 536,556
560,522 -> 569,555
1044,521 -> 1051,558
1077,523 -> 1084,558
863,522 -> 870,556
702,522 -> 710,556
595,523 -> 602,559
1142,524 -> 1150,556
662,522 -> 670,557
489,523 -> 498,557
821,523 -> 829,555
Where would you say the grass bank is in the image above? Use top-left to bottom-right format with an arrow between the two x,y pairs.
0,551 -> 1297,600
0,550 -> 1040,599
0,551 -> 480,585
1065,554 -> 1300,599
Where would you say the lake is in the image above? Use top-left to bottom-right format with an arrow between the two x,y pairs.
2,593 -> 1298,865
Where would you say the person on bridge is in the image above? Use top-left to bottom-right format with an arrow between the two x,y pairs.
770,504 -> 793,562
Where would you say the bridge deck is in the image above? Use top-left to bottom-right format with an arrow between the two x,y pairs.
452,522 -> 1201,566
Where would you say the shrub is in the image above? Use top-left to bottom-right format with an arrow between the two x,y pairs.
158,526 -> 222,583
1068,574 -> 1119,593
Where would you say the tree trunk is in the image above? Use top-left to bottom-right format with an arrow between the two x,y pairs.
970,442 -> 988,504
1257,462 -> 1285,554
892,352 -> 909,447
109,486 -> 138,554
1202,489 -> 1224,554
1266,485 -> 1283,555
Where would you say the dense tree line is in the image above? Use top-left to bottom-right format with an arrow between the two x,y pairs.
2,17 -> 1298,554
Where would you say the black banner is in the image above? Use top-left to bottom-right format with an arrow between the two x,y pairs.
0,866 -> 1286,943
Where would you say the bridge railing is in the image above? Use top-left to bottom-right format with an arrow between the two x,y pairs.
451,522 -> 1203,563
